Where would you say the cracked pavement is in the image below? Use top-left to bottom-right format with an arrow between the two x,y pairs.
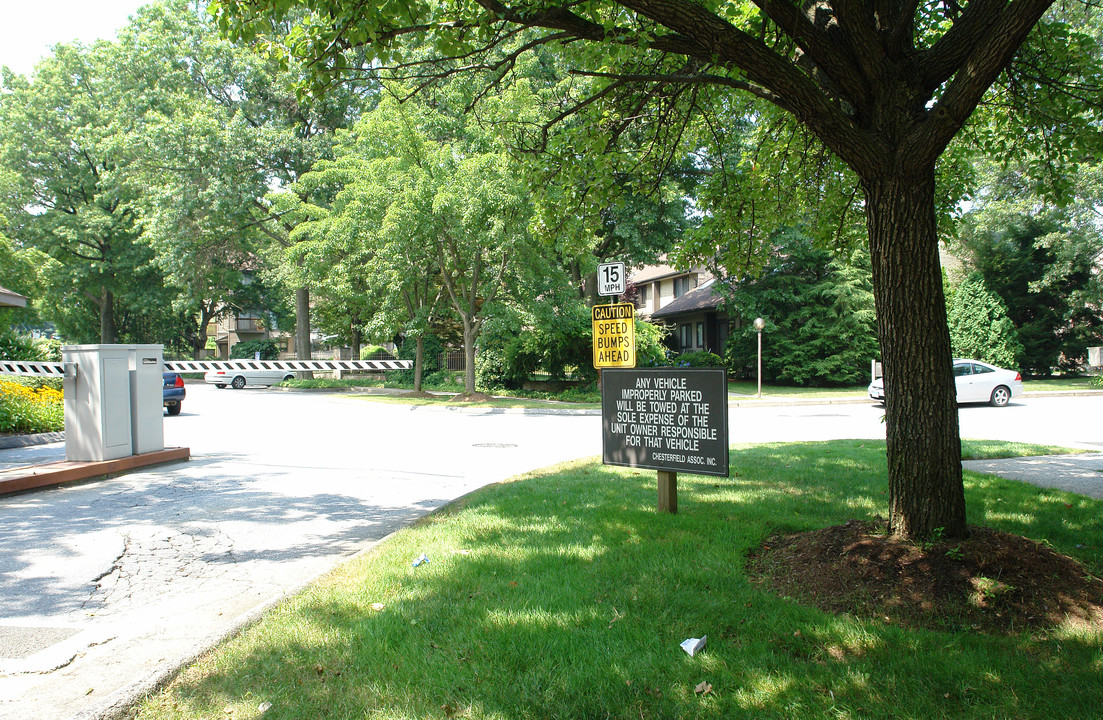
1,385 -> 602,720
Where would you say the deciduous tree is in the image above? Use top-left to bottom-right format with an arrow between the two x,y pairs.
213,0 -> 1103,539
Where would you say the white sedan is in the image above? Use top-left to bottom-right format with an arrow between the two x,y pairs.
868,359 -> 1024,407
205,367 -> 296,389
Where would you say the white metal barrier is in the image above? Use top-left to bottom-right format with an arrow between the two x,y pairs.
1,351 -> 413,463
0,360 -> 68,377
0,358 -> 413,377
162,359 -> 411,373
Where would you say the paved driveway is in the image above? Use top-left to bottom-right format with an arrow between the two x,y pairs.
0,386 -> 601,720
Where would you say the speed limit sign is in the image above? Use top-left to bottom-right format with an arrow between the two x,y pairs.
597,261 -> 627,296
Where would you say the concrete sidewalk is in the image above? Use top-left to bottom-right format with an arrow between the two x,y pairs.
963,453 -> 1103,499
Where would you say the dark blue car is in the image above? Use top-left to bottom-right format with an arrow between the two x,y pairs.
163,372 -> 186,416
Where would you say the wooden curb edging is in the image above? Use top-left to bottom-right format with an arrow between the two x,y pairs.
0,447 -> 191,496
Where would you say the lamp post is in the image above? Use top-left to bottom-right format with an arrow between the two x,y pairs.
753,317 -> 765,398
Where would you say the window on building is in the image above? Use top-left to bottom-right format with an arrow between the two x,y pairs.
673,275 -> 697,298
696,322 -> 705,348
638,285 -> 649,308
680,323 -> 692,349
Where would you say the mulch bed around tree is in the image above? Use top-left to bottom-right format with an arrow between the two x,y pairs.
747,520 -> 1103,635
449,392 -> 496,402
397,390 -> 438,399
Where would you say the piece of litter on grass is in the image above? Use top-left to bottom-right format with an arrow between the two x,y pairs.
412,553 -> 429,567
258,701 -> 273,713
694,681 -> 713,695
370,602 -> 385,611
680,635 -> 707,656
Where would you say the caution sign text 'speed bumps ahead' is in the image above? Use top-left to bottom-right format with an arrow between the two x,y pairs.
592,303 -> 636,368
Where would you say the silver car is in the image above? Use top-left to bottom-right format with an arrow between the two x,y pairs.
868,359 -> 1023,407
205,367 -> 296,389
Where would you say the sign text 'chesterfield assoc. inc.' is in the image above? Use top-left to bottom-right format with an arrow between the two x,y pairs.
601,368 -> 729,477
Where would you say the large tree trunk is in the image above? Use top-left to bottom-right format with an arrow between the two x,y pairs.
864,171 -> 966,540
350,324 -> 361,361
294,286 -> 313,378
582,270 -> 599,308
413,335 -> 425,392
462,316 -> 477,395
100,288 -> 116,344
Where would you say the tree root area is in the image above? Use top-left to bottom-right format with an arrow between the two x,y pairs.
748,520 -> 1103,635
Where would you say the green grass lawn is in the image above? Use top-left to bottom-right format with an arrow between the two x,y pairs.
350,394 -> 601,410
136,440 -> 1101,720
727,381 -> 868,398
1022,376 -> 1100,392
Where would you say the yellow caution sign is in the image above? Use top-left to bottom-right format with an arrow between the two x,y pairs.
592,303 -> 636,368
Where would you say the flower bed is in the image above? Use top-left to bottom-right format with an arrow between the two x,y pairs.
0,378 -> 64,434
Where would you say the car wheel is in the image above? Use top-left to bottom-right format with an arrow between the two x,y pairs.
283,374 -> 295,382
231,375 -> 247,389
215,383 -> 226,389
990,385 -> 1011,407
167,403 -> 182,416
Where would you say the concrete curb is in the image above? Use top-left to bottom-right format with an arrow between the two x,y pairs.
0,431 -> 64,449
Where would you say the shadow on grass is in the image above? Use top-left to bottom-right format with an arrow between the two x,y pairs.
140,441 -> 1103,720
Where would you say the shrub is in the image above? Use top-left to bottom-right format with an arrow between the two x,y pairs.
388,332 -> 446,386
360,344 -> 392,360
634,320 -> 670,368
0,328 -> 43,361
476,304 -> 598,391
230,339 -> 280,360
672,350 -> 724,368
0,377 -> 64,434
947,273 -> 1022,368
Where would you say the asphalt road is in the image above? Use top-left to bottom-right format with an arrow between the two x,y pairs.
0,387 -> 1099,719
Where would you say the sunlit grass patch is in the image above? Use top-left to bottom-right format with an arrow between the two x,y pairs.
961,438 -> 1087,459
136,442 -> 1102,720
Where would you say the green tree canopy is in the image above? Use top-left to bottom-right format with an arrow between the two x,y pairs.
289,89 -> 550,394
955,215 -> 1102,375
212,0 -> 1103,539
0,41 -> 189,346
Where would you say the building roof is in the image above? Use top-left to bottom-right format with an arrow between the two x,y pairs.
0,286 -> 27,308
629,262 -> 710,285
650,279 -> 726,319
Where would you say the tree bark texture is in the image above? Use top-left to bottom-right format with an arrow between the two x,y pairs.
100,288 -> 116,344
463,319 -> 477,395
294,287 -> 311,359
864,172 -> 966,539
414,335 -> 425,392
295,286 -> 314,378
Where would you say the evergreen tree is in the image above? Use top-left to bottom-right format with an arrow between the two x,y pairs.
723,232 -> 878,387
947,273 -> 1023,369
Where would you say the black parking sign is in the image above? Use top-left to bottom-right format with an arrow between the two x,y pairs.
601,368 -> 729,477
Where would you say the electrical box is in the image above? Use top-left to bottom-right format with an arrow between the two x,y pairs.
129,345 -> 165,455
63,345 -> 133,461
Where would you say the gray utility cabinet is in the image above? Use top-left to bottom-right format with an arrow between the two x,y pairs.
130,345 -> 165,455
62,344 -> 166,462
